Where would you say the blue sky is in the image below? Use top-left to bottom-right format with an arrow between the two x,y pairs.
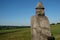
0,0 -> 60,26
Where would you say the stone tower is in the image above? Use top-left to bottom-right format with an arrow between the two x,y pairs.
31,1 -> 51,40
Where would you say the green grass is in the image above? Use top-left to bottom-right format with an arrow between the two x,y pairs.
0,28 -> 22,34
0,24 -> 60,40
51,24 -> 60,40
0,28 -> 31,40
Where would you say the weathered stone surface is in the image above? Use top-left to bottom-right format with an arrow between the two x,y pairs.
31,16 -> 51,40
31,2 -> 51,40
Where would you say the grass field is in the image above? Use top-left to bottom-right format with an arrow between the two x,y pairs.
51,24 -> 60,40
0,24 -> 60,40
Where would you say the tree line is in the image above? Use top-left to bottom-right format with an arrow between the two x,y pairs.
0,26 -> 30,30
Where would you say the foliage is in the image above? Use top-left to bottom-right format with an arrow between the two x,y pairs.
0,26 -> 30,30
57,23 -> 60,24
50,23 -> 55,25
